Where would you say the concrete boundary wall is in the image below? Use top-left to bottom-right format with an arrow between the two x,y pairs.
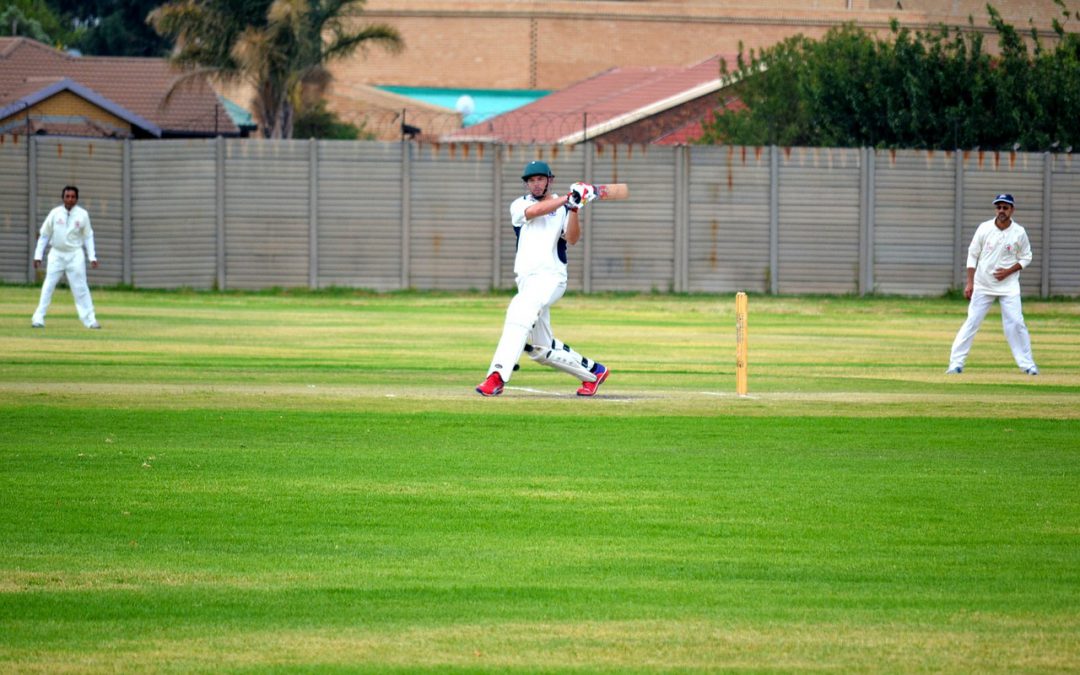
2,136 -> 1077,297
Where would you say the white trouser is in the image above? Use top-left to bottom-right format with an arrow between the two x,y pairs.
948,291 -> 1035,371
487,274 -> 597,383
33,248 -> 97,327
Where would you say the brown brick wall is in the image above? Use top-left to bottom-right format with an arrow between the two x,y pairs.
332,15 -> 842,91
332,0 -> 1065,93
593,94 -> 723,145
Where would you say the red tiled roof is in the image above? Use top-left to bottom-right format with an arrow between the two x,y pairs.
5,77 -> 64,101
0,37 -> 238,136
447,55 -> 736,144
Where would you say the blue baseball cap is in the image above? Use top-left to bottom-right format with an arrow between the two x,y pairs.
993,193 -> 1015,206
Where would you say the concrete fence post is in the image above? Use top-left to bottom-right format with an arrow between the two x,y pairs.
216,136 -> 226,291
492,145 -> 503,289
122,138 -> 132,286
769,145 -> 779,295
308,139 -> 318,289
953,152 -> 965,290
674,145 -> 689,293
400,140 -> 412,289
1042,152 -> 1052,298
858,147 -> 876,295
27,136 -> 37,284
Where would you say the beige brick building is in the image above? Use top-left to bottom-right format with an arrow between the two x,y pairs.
339,0 -> 1067,91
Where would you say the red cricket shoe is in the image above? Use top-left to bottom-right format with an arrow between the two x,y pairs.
476,372 -> 504,396
576,364 -> 609,397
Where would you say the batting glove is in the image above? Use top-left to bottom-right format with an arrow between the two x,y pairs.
565,190 -> 581,212
570,181 -> 598,203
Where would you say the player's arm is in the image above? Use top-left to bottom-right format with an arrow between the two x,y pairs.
524,193 -> 574,220
561,183 -> 593,245
962,226 -> 983,299
83,211 -> 98,267
565,208 -> 581,245
33,211 -> 53,267
965,226 -> 983,271
1015,231 -> 1033,268
963,267 -> 976,299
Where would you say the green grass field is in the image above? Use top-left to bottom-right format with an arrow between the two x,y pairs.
1,286 -> 1078,672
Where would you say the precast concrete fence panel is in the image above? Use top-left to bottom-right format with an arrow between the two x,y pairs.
131,139 -> 219,289
0,136 -> 28,279
2,136 -> 1077,297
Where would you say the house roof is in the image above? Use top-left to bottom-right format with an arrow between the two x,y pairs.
0,77 -> 162,137
0,37 -> 239,137
446,55 -> 736,145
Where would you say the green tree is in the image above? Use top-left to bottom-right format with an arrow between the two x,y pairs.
700,37 -> 812,146
292,100 -> 372,139
1,6 -> 50,42
1,0 -> 79,46
1032,2 -> 1080,150
149,0 -> 402,139
702,3 -> 1080,151
52,0 -> 173,57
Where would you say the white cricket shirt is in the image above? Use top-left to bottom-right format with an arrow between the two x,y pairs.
510,193 -> 569,280
35,205 -> 96,260
967,218 -> 1032,296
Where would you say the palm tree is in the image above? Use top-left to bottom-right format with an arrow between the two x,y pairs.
149,0 -> 402,138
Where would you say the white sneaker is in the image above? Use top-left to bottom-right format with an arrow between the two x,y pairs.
31,321 -> 44,328
88,322 -> 101,329
945,366 -> 963,374
1024,366 -> 1039,376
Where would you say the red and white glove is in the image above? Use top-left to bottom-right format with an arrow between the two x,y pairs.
564,191 -> 581,212
570,182 -> 598,204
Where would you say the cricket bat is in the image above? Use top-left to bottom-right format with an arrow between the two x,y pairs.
595,183 -> 629,200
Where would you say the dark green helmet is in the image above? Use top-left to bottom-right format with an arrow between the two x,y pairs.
521,160 -> 553,180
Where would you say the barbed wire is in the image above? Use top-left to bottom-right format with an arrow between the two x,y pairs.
341,108 -> 706,144
7,104 -> 704,143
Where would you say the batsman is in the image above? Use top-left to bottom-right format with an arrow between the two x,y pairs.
476,160 -> 611,397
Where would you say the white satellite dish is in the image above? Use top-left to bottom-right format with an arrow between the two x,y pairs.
455,95 -> 475,116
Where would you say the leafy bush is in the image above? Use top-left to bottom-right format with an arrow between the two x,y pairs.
292,100 -> 373,140
702,1 -> 1080,150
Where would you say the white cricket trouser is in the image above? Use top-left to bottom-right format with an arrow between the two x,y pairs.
33,248 -> 98,328
488,273 -> 579,383
948,291 -> 1035,371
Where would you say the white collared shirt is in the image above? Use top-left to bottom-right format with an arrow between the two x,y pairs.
510,193 -> 569,280
35,204 -> 96,260
967,218 -> 1031,296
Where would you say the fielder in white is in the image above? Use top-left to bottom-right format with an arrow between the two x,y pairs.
32,185 -> 101,329
946,193 -> 1037,375
476,161 -> 610,397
